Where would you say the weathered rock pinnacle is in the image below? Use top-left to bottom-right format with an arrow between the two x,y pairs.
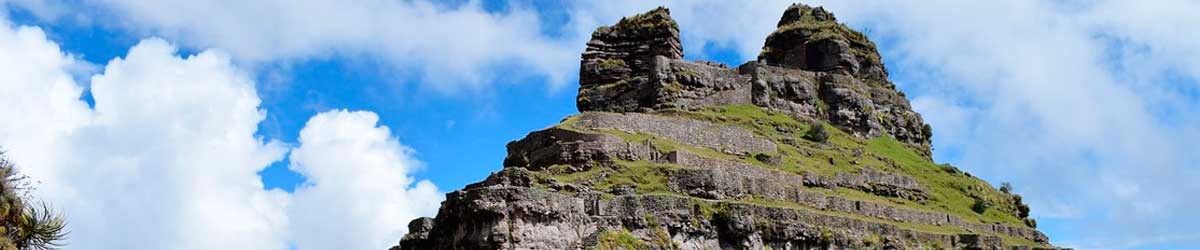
578,7 -> 684,113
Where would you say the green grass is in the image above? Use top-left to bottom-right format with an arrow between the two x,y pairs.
545,105 -> 1041,247
675,68 -> 701,78
598,229 -> 648,250
866,137 -> 1025,226
596,160 -> 677,194
614,7 -> 678,32
673,105 -> 1028,227
544,164 -> 605,184
598,58 -> 628,70
563,105 -> 1029,228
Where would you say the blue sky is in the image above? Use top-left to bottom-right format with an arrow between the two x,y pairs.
0,0 -> 1198,249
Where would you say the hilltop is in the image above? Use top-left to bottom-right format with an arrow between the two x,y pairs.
394,4 -> 1063,250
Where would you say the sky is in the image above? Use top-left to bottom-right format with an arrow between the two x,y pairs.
0,0 -> 1196,249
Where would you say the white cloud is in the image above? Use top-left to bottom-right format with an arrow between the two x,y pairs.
288,110 -> 442,250
0,19 -> 442,249
0,21 -> 292,249
7,0 -> 582,92
0,16 -> 92,197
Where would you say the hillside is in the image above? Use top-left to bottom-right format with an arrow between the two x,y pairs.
394,4 -> 1063,250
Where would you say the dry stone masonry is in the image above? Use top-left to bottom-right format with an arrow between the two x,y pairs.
394,4 -> 1064,250
573,112 -> 778,156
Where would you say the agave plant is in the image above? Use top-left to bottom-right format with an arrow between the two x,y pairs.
0,152 -> 66,250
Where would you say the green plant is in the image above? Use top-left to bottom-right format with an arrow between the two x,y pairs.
804,123 -> 830,143
971,196 -> 992,214
0,151 -> 67,250
1013,194 -> 1031,218
650,227 -> 676,249
598,229 -> 646,250
1023,218 -> 1038,228
598,58 -> 628,70
818,227 -> 835,245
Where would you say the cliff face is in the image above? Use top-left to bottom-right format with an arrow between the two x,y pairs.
396,4 -> 1061,250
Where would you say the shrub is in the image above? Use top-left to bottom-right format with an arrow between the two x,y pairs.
939,164 -> 962,175
1023,218 -> 1038,228
999,182 -> 1013,194
1014,195 -> 1031,218
971,197 -> 992,214
804,123 -> 830,143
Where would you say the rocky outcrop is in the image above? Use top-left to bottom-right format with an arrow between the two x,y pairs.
395,4 -> 1063,250
576,5 -> 931,153
399,185 -> 1048,250
759,5 -> 886,80
578,7 -> 684,113
397,120 -> 1052,249
394,218 -> 435,250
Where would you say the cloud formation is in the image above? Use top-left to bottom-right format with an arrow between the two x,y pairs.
288,110 -> 442,250
0,25 -> 292,248
0,19 -> 441,249
7,0 -> 582,92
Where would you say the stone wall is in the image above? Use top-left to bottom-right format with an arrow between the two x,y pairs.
400,185 -> 1045,250
496,125 -> 1045,244
573,112 -> 778,156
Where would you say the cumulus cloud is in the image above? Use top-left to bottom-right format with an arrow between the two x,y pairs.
0,22 -> 292,249
288,110 -> 442,250
6,0 -> 582,92
0,19 -> 441,249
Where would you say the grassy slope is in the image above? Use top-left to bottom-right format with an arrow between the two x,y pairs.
672,105 -> 1026,227
543,104 -> 1039,247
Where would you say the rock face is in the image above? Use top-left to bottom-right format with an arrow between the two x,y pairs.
578,7 -> 685,113
760,5 -> 886,81
577,5 -> 931,154
396,4 -> 1063,250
